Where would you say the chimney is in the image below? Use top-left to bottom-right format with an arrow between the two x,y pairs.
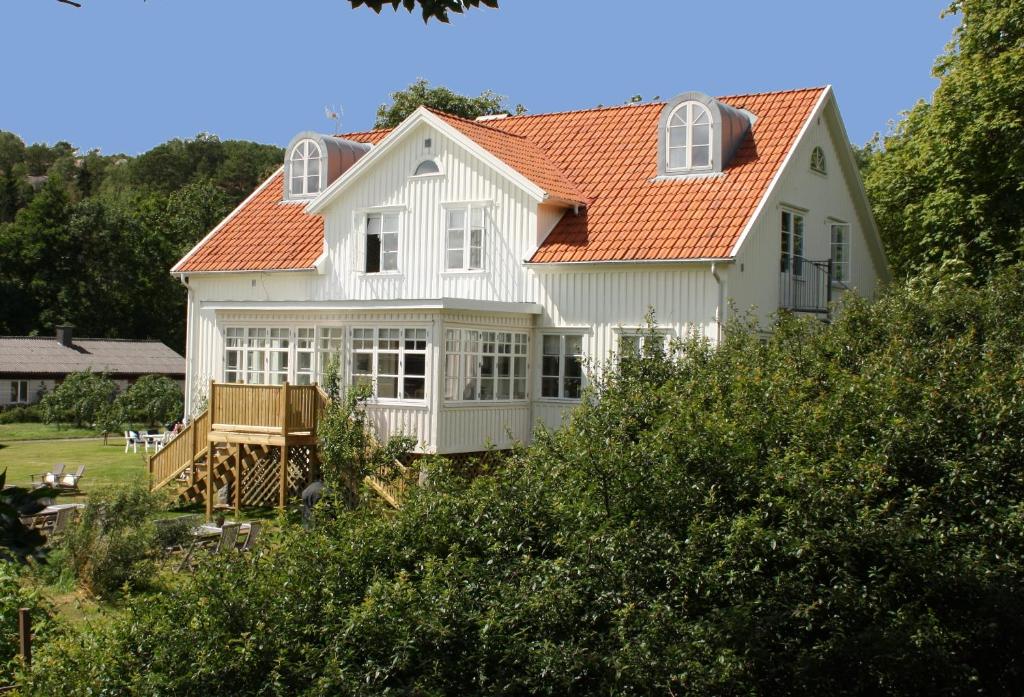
56,324 -> 74,347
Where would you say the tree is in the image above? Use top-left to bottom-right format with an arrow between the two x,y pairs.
374,78 -> 520,129
23,266 -> 1024,695
115,375 -> 183,427
58,0 -> 498,22
40,370 -> 118,428
863,0 -> 1024,280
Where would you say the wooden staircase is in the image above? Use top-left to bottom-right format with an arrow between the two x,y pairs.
149,381 -> 415,514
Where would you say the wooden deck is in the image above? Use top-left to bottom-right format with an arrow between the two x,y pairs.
149,381 -> 328,518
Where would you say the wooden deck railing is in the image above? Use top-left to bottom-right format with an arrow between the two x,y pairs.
148,409 -> 210,491
210,382 -> 326,435
364,459 -> 414,509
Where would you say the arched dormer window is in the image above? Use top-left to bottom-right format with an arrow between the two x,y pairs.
810,146 -> 826,174
667,102 -> 712,171
413,159 -> 440,176
289,139 -> 323,196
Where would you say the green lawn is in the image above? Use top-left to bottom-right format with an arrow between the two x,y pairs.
0,437 -> 149,495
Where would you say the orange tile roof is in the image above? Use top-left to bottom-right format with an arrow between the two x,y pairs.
432,110 -> 589,205
174,129 -> 390,273
175,89 -> 824,271
489,88 -> 826,262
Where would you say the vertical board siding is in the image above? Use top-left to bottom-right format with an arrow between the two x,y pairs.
439,405 -> 531,453
365,404 -> 434,453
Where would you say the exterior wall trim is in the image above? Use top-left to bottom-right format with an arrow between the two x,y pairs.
201,298 -> 544,315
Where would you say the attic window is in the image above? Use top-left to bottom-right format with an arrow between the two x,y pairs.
667,102 -> 712,171
810,146 -> 826,174
413,159 -> 440,176
289,139 -> 323,196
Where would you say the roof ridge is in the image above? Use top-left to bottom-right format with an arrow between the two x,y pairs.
425,108 -> 533,140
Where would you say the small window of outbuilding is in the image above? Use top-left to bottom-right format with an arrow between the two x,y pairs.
413,159 -> 440,176
810,146 -> 826,174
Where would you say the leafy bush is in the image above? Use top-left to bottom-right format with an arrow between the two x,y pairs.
0,563 -> 48,682
22,267 -> 1024,695
0,404 -> 43,424
115,374 -> 183,427
55,484 -> 165,596
39,370 -> 117,428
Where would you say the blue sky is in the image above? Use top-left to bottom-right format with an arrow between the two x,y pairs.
1,0 -> 954,155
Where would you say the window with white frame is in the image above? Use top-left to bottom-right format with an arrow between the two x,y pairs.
317,327 -> 344,383
444,329 -> 527,401
617,330 -> 667,356
810,146 -> 827,174
350,327 -> 427,400
445,206 -> 484,271
413,159 -> 440,176
9,380 -> 28,404
289,139 -> 323,197
365,212 -> 399,273
780,209 -> 805,277
667,101 -> 713,171
541,334 -> 583,400
830,222 -> 851,284
225,327 -> 341,386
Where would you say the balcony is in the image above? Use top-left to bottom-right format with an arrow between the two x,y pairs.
779,257 -> 833,317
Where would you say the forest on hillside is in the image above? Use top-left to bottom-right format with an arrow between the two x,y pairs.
0,133 -> 283,352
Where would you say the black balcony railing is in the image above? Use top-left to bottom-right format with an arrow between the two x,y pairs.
779,257 -> 832,316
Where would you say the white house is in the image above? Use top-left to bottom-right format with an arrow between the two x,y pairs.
172,86 -> 888,455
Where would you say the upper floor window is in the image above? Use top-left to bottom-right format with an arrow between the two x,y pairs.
780,209 -> 805,277
811,146 -> 827,174
445,206 -> 485,271
289,139 -> 323,197
365,212 -> 399,273
667,101 -> 712,171
413,159 -> 440,176
830,222 -> 850,283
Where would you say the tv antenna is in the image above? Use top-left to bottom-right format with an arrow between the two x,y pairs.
324,105 -> 343,134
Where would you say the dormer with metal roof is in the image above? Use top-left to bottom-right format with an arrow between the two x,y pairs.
656,91 -> 753,178
283,131 -> 371,201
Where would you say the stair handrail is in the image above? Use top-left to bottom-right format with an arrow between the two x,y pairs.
148,409 -> 211,491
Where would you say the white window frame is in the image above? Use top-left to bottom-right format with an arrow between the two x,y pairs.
223,326 -> 344,386
9,380 -> 29,404
444,328 -> 528,403
540,333 -> 584,401
615,328 -> 670,357
349,326 -> 428,402
444,205 -> 486,272
289,139 -> 323,197
830,221 -> 851,285
412,159 -> 442,177
666,101 -> 713,172
364,211 -> 400,274
780,208 -> 805,279
810,146 -> 827,175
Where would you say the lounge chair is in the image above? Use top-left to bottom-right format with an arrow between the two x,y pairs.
238,521 -> 262,552
55,465 -> 85,493
30,463 -> 65,488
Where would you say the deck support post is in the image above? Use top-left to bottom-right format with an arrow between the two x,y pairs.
235,443 -> 243,516
206,442 -> 214,521
278,382 -> 289,510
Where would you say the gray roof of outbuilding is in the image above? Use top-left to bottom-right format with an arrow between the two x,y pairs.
0,337 -> 185,377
